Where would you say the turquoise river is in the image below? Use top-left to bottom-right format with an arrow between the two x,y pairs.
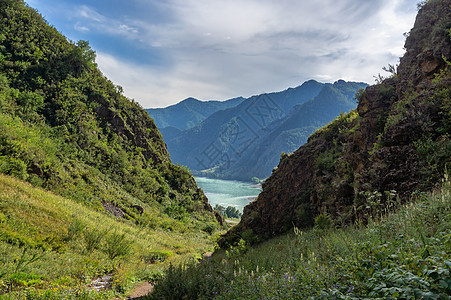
194,177 -> 262,213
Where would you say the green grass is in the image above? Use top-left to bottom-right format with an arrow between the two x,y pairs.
150,177 -> 451,299
0,173 -> 222,299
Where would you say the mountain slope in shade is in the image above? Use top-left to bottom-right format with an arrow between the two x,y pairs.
220,0 -> 451,246
223,80 -> 367,180
146,96 -> 245,131
165,80 -> 367,181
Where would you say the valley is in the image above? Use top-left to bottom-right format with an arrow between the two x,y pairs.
150,80 -> 368,182
0,0 -> 449,299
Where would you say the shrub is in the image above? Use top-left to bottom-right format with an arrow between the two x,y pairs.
142,250 -> 173,264
66,218 -> 86,241
314,212 -> 333,231
104,231 -> 133,260
201,222 -> 217,235
83,228 -> 104,253
8,272 -> 42,288
0,156 -> 28,180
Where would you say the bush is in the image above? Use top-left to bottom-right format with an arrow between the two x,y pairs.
83,228 -> 104,253
0,156 -> 28,180
66,218 -> 86,241
314,212 -> 333,231
142,250 -> 173,264
202,222 -> 217,235
8,272 -> 42,288
104,231 -> 133,260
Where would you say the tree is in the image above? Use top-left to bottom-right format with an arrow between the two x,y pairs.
214,204 -> 226,216
68,40 -> 97,75
225,206 -> 242,219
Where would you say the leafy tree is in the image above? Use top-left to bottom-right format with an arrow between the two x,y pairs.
225,206 -> 242,219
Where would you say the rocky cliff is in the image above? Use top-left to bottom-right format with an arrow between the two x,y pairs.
220,0 -> 451,246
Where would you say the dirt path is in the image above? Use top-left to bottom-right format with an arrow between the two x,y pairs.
111,281 -> 153,300
127,282 -> 154,299
112,252 -> 214,299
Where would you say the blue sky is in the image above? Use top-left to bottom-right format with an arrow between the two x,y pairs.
26,0 -> 418,108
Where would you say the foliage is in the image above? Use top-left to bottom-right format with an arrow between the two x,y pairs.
104,231 -> 133,260
214,205 -> 242,219
353,88 -> 365,103
225,207 -> 241,219
0,0 -> 217,223
83,228 -> 105,253
142,251 -> 173,264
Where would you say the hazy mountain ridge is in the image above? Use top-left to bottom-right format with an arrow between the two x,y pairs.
146,96 -> 245,131
163,80 -> 367,181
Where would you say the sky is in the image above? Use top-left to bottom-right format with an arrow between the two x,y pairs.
25,0 -> 418,108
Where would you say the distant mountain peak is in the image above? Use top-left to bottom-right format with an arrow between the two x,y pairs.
164,80 -> 367,181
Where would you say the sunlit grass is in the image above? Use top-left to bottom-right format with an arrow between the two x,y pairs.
0,173 -> 220,299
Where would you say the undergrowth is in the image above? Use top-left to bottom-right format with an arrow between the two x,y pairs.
150,176 -> 451,299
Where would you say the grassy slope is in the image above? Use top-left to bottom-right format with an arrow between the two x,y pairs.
0,173 -> 219,299
0,2 -> 226,298
150,177 -> 450,299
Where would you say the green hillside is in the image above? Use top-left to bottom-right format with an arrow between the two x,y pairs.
148,1 -> 451,298
151,178 -> 450,299
0,0 -> 223,297
220,0 -> 451,246
0,0 -> 219,223
0,174 -> 217,299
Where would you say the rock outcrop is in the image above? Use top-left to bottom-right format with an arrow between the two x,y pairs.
220,0 -> 451,246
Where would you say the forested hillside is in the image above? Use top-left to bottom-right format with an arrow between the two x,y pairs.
0,0 -> 224,297
0,0 -> 218,223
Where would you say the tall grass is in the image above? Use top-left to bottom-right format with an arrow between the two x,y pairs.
150,177 -> 451,299
0,174 -> 219,299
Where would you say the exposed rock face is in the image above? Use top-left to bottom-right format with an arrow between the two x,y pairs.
219,0 -> 451,246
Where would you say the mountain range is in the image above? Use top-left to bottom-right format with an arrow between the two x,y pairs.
150,80 -> 367,181
145,96 -> 244,131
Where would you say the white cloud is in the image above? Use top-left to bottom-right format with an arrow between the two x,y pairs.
96,52 -> 231,108
77,5 -> 105,23
73,5 -> 141,39
34,0 -> 418,107
74,22 -> 90,32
